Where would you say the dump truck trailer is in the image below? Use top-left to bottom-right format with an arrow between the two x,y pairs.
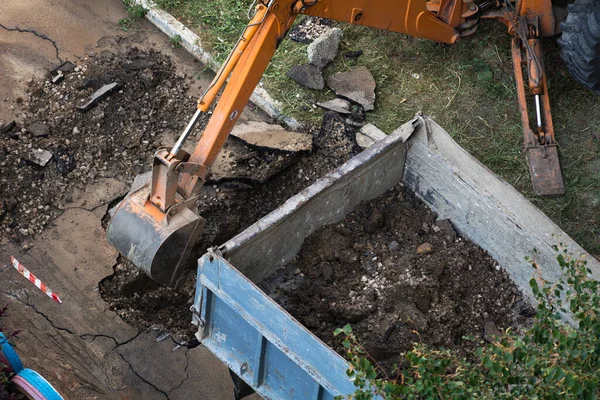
189,115 -> 600,399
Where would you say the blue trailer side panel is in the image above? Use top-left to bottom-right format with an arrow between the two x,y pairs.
193,254 -> 356,400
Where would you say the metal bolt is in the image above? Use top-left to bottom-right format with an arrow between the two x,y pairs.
354,12 -> 363,21
229,110 -> 239,120
273,3 -> 279,10
240,362 -> 249,375
469,4 -> 477,11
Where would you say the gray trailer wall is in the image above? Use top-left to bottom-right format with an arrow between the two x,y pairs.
401,114 -> 600,303
221,120 -> 417,283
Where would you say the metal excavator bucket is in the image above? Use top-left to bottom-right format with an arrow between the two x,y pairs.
107,141 -> 207,287
107,182 -> 205,287
106,0 -> 299,286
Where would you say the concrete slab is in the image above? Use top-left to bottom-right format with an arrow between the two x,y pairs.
231,124 -> 312,153
209,139 -> 298,183
326,67 -> 376,111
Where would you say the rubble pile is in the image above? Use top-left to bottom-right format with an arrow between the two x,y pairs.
0,48 -> 197,242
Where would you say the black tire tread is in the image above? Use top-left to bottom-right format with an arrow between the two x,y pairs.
559,0 -> 600,93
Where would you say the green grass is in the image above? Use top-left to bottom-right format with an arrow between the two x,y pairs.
153,0 -> 250,59
153,0 -> 600,256
118,0 -> 149,31
127,3 -> 149,18
170,34 -> 183,48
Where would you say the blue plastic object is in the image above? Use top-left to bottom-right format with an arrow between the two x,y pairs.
0,332 -> 23,373
193,254 -> 356,400
17,369 -> 63,400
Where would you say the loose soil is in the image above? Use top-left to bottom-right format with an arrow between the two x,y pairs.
261,186 -> 535,374
5,46 -> 532,368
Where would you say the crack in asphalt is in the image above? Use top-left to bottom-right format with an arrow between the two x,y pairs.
114,331 -> 192,397
168,348 -> 190,396
64,202 -> 112,213
0,23 -> 63,62
117,353 -> 170,400
1,257 -> 190,398
2,289 -> 75,335
80,330 -> 142,350
2,290 -> 170,397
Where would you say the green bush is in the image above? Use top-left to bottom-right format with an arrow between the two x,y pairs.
336,249 -> 600,399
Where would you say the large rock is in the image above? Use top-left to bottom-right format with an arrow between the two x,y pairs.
286,63 -> 325,90
308,28 -> 342,69
288,17 -> 333,44
29,148 -> 53,166
231,122 -> 312,152
316,98 -> 351,114
355,123 -> 387,149
326,66 -> 376,111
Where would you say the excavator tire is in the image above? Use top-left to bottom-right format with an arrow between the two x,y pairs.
558,0 -> 600,93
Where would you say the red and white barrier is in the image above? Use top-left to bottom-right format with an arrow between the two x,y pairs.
10,257 -> 62,304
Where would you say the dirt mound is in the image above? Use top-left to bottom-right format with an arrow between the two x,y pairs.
261,185 -> 534,374
0,47 -> 196,242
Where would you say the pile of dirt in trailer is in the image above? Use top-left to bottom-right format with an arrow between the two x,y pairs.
0,48 -> 197,242
260,185 -> 535,374
99,111 -> 362,337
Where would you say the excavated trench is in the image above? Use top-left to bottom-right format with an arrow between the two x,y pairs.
98,109 -> 361,337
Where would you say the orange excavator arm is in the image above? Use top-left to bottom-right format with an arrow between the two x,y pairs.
172,0 -> 466,201
180,0 -> 462,198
